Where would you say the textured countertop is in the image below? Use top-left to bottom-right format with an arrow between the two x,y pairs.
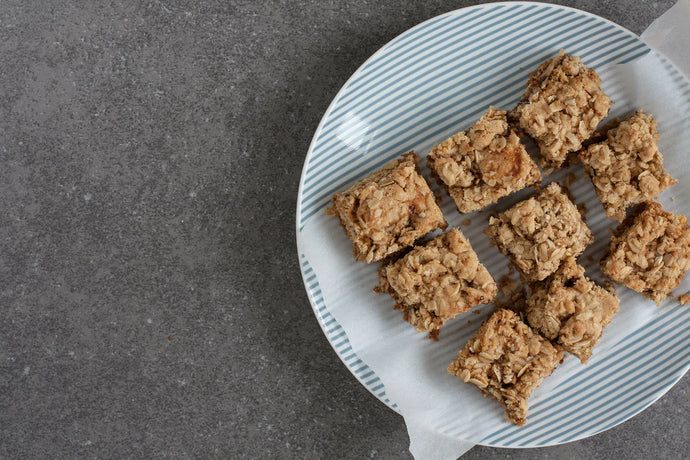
0,1 -> 687,458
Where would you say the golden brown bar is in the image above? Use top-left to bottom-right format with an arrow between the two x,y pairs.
601,201 -> 690,304
427,107 -> 541,213
328,152 -> 446,263
377,228 -> 497,338
512,51 -> 611,169
448,309 -> 564,426
526,258 -> 619,363
579,110 -> 676,221
485,182 -> 593,282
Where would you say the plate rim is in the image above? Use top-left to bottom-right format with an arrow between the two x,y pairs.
295,1 -> 688,448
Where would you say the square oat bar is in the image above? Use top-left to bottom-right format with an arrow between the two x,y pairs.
526,258 -> 620,363
579,110 -> 676,221
511,51 -> 611,169
427,107 -> 541,213
485,182 -> 593,282
328,152 -> 447,263
601,201 -> 690,304
447,308 -> 564,426
377,228 -> 497,338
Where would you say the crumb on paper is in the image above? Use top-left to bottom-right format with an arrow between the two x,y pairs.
428,330 -> 440,341
507,263 -> 515,275
494,286 -> 528,316
525,258 -> 620,363
473,309 -> 481,314
564,173 -> 578,187
679,294 -> 690,305
672,197 -> 676,201
463,219 -> 472,226
587,256 -> 594,262
499,275 -> 520,297
434,190 -> 443,204
467,320 -> 472,324
495,275 -> 527,319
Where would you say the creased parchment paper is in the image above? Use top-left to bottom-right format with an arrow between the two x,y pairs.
298,2 -> 690,458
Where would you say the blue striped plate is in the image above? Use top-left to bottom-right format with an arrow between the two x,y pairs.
296,2 -> 690,447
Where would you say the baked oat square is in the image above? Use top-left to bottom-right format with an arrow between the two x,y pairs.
427,107 -> 541,213
512,51 -> 611,169
447,308 -> 564,426
328,152 -> 447,263
579,110 -> 676,221
526,258 -> 620,363
485,182 -> 593,282
601,201 -> 690,304
378,228 -> 497,338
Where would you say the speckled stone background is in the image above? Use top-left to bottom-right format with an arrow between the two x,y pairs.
0,1 -> 686,458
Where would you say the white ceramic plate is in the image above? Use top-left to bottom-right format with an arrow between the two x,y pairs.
297,2 -> 690,447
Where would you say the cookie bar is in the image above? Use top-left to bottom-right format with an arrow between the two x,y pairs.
328,152 -> 447,263
448,308 -> 564,426
485,182 -> 593,282
601,201 -> 690,304
427,107 -> 541,213
378,228 -> 497,338
512,51 -> 611,169
579,110 -> 676,221
526,258 -> 620,363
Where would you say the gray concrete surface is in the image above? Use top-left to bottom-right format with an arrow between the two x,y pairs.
0,0 -> 686,458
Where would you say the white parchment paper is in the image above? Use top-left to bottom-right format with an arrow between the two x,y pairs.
299,2 -> 690,458
642,0 -> 690,79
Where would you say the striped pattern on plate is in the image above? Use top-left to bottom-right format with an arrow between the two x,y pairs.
297,2 -> 690,448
